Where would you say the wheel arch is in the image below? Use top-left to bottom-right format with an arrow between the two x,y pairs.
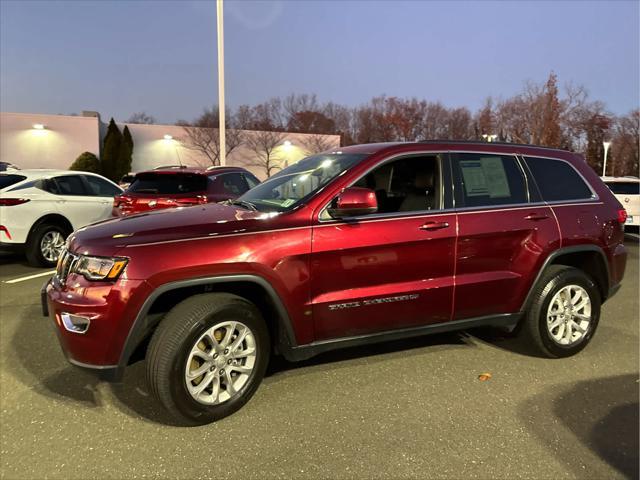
27,214 -> 74,242
521,245 -> 610,311
117,275 -> 297,378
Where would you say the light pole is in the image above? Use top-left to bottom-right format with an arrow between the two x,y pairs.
602,141 -> 611,177
482,133 -> 498,142
216,0 -> 226,166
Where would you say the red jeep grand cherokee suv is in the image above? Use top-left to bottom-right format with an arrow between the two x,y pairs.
43,141 -> 627,425
113,166 -> 260,216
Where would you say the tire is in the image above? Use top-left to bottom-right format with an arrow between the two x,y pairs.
520,265 -> 601,358
146,293 -> 270,426
25,223 -> 69,267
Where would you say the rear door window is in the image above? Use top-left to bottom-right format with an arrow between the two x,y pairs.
53,175 -> 88,196
0,174 -> 26,190
452,153 -> 528,208
127,173 -> 207,194
605,182 -> 640,195
523,157 -> 594,202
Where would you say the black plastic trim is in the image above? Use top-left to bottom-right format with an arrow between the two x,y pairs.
115,274 -> 298,381
282,313 -> 521,362
519,245 -> 611,311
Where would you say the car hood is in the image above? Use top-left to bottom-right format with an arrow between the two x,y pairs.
68,202 -> 274,254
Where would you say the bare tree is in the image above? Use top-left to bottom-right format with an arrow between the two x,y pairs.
243,130 -> 288,178
179,107 -> 243,167
299,134 -> 336,155
127,112 -> 156,124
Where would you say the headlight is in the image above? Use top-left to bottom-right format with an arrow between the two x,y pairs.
74,255 -> 128,281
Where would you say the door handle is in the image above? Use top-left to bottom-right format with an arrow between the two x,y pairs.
419,221 -> 449,231
524,213 -> 549,221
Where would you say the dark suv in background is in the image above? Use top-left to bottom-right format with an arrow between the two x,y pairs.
113,166 -> 260,216
44,141 -> 627,425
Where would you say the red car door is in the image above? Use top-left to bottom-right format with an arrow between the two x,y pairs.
450,152 -> 560,320
310,153 -> 457,340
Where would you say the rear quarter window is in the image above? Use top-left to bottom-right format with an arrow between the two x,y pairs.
524,157 -> 594,202
0,174 -> 27,189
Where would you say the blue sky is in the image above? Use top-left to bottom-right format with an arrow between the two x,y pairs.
1,0 -> 638,124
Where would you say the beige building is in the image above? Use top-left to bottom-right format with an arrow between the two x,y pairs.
0,111 -> 340,180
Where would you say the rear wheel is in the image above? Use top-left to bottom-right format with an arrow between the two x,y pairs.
520,266 -> 601,358
146,293 -> 270,426
25,223 -> 68,267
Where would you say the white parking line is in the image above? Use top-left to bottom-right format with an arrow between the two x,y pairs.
4,270 -> 55,284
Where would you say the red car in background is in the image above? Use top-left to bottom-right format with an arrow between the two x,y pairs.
113,166 -> 260,216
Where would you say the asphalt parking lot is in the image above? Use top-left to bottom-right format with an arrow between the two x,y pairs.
0,238 -> 638,480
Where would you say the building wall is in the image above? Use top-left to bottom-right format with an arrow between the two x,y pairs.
1,112 -> 341,181
0,112 -> 100,169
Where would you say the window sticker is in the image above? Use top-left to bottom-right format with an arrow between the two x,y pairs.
459,157 -> 511,198
460,160 -> 488,197
480,157 -> 511,198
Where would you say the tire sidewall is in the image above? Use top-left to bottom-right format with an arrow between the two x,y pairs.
167,301 -> 269,425
536,270 -> 601,357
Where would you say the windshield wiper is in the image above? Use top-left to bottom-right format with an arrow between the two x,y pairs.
227,199 -> 258,211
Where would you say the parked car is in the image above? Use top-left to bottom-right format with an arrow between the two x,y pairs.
601,176 -> 639,232
0,161 -> 20,172
112,166 -> 260,216
0,169 -> 122,266
44,141 -> 627,425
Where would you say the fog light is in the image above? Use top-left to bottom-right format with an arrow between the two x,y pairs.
60,313 -> 91,334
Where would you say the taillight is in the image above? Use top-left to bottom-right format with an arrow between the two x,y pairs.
617,209 -> 628,224
0,198 -> 30,206
0,225 -> 11,239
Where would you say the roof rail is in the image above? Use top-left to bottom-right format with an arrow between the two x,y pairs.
415,139 -> 574,152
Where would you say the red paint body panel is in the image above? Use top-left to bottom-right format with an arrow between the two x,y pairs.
45,142 -> 628,371
311,212 -> 456,339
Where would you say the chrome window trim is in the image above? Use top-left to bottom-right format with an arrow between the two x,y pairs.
519,153 -> 599,202
317,150 -> 449,223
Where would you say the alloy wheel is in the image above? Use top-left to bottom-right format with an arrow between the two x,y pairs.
546,284 -> 592,346
40,231 -> 66,263
184,321 -> 257,405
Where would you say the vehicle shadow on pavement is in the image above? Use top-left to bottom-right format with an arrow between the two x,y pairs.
107,331 -> 470,426
265,331 -> 468,378
519,374 -> 639,480
8,304 -> 104,407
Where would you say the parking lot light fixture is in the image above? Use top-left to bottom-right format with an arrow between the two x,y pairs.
482,133 -> 497,142
164,134 -> 173,141
32,123 -> 45,130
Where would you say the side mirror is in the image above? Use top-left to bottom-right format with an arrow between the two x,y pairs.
328,187 -> 378,218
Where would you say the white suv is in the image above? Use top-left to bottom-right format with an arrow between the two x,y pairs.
0,170 -> 122,266
602,176 -> 640,231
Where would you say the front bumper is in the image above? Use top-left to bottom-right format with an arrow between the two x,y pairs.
43,274 -> 151,382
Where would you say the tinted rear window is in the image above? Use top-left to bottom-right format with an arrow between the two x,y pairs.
605,182 -> 640,195
524,157 -> 593,202
127,173 -> 207,194
0,174 -> 26,189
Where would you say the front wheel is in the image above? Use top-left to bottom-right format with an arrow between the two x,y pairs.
520,266 -> 601,358
146,293 -> 270,426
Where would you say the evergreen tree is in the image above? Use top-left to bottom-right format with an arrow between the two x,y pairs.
101,118 -> 122,181
116,125 -> 134,180
69,152 -> 101,173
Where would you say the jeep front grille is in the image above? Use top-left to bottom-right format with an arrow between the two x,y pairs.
56,250 -> 78,285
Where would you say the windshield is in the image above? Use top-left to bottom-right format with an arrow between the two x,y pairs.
237,153 -> 366,212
